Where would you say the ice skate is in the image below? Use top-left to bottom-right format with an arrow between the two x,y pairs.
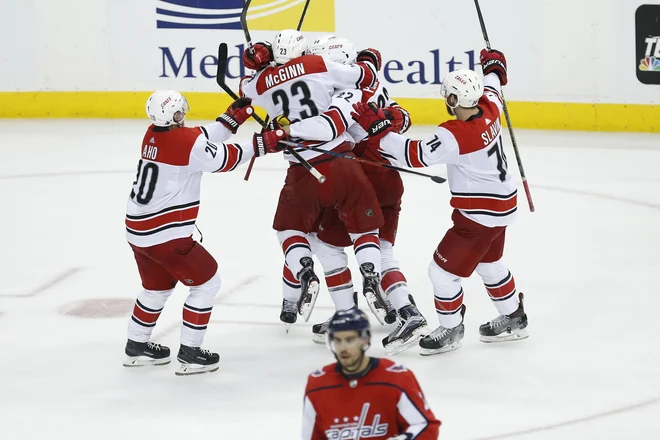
175,345 -> 219,376
382,304 -> 428,355
311,315 -> 332,344
311,293 -> 358,344
280,298 -> 298,333
419,305 -> 466,356
296,257 -> 320,322
480,292 -> 528,343
123,339 -> 171,367
360,263 -> 396,325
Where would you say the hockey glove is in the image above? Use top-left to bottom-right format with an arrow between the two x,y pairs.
217,98 -> 254,134
253,127 -> 288,157
351,102 -> 394,141
382,106 -> 411,134
480,49 -> 508,85
357,48 -> 382,71
243,42 -> 274,71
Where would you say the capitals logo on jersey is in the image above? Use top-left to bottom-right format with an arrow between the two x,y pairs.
324,403 -> 388,440
156,0 -> 335,31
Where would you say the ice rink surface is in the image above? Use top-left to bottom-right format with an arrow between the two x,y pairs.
0,119 -> 659,439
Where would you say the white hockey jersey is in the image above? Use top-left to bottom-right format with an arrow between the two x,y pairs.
288,80 -> 403,145
125,122 -> 254,247
240,54 -> 378,162
378,73 -> 517,227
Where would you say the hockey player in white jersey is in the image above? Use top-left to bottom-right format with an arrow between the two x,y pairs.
123,90 -> 285,375
240,30 -> 388,329
351,49 -> 528,356
276,35 -> 428,354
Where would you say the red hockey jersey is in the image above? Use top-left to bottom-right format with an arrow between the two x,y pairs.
302,358 -> 440,439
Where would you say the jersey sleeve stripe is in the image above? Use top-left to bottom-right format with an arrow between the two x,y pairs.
320,114 -> 338,139
484,85 -> 503,104
302,396 -> 317,440
200,126 -> 209,139
328,105 -> 349,131
407,140 -> 426,168
355,62 -> 378,89
397,392 -> 430,439
228,144 -> 244,171
212,142 -> 229,172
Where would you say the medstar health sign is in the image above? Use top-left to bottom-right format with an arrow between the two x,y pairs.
156,0 -> 480,89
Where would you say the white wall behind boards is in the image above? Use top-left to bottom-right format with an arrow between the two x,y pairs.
1,0 -> 658,105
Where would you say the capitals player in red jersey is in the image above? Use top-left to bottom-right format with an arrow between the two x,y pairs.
303,308 -> 440,439
351,49 -> 529,355
240,30 -> 389,328
277,35 -> 428,354
123,89 -> 284,375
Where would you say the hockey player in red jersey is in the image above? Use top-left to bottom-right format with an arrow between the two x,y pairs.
123,89 -> 284,375
240,30 -> 392,329
303,308 -> 440,439
276,35 -> 428,354
350,49 -> 529,356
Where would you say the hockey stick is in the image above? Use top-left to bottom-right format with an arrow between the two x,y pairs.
216,43 -> 326,183
281,140 -> 447,184
296,0 -> 312,31
239,0 -> 259,181
473,0 -> 535,212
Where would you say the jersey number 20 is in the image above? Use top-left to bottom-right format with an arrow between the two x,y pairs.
131,159 -> 159,205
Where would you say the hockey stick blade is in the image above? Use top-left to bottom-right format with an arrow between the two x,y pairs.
216,43 -> 229,90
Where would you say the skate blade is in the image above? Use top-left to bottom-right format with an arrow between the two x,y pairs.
384,325 -> 428,356
480,328 -> 529,343
284,323 -> 292,334
123,356 -> 171,367
175,363 -> 220,376
363,292 -> 387,325
299,281 -> 320,322
419,340 -> 462,356
311,333 -> 326,345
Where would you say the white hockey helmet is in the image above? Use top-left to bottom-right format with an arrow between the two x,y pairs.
146,89 -> 189,127
272,29 -> 308,64
308,35 -> 357,65
441,69 -> 484,108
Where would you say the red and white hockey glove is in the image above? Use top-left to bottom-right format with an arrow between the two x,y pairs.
351,102 -> 394,141
357,48 -> 382,71
242,42 -> 273,71
480,48 -> 508,85
217,98 -> 254,133
253,127 -> 288,157
382,105 -> 411,134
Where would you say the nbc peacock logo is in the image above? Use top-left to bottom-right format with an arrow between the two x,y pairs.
156,0 -> 334,31
639,56 -> 660,71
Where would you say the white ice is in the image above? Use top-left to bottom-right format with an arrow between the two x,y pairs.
0,120 -> 659,439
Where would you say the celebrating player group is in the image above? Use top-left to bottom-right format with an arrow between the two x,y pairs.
119,21 -> 530,439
